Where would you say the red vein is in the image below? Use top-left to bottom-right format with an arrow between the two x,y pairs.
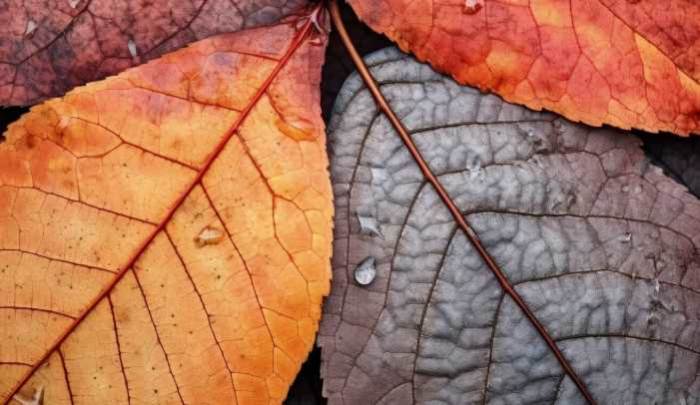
199,184 -> 273,341
131,267 -> 185,404
107,295 -> 131,405
58,350 -> 75,405
0,361 -> 31,367
163,229 -> 239,404
0,306 -> 75,320
4,185 -> 158,226
329,1 -> 597,404
0,249 -> 116,274
3,7 -> 320,401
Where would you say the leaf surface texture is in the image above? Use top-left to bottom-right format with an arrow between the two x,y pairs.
0,16 -> 332,405
319,47 -> 700,404
347,0 -> 700,135
0,0 -> 308,105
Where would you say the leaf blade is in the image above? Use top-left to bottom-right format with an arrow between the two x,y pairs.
319,46 -> 700,404
346,0 -> 700,136
1,12 -> 332,404
327,4 -> 595,401
0,0 -> 310,105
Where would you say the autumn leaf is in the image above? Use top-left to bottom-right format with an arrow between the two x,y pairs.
2,1 -> 700,404
345,0 -> 700,136
319,47 -> 700,404
0,0 -> 309,105
0,10 -> 332,405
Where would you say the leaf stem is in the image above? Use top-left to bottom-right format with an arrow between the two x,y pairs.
328,1 -> 596,404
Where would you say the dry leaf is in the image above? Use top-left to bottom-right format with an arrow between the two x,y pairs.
0,12 -> 332,405
319,47 -> 700,404
346,0 -> 700,136
0,0 -> 308,105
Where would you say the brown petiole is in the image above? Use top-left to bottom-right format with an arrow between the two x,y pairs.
328,1 -> 596,404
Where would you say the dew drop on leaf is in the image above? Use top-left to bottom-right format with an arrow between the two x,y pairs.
24,20 -> 37,37
357,214 -> 384,239
194,226 -> 224,247
463,0 -> 483,14
127,39 -> 138,59
354,257 -> 377,286
619,232 -> 632,243
13,386 -> 43,405
275,117 -> 316,141
465,153 -> 482,180
309,36 -> 325,46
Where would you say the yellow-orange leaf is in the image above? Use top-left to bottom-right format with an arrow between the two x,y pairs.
0,10 -> 332,405
348,0 -> 700,136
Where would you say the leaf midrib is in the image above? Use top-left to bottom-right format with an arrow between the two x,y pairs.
5,11 -> 318,401
328,2 -> 597,403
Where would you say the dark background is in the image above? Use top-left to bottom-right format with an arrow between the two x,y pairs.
1,1 -> 698,403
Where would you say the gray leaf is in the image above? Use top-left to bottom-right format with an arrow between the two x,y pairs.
319,48 -> 700,405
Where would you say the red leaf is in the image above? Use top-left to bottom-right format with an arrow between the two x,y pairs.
347,0 -> 700,136
0,0 -> 310,105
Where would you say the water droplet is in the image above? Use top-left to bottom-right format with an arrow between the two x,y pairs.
275,117 -> 316,141
194,226 -> 224,247
647,312 -> 658,327
68,0 -> 81,8
127,39 -> 138,59
463,0 -> 483,14
653,278 -> 660,294
465,154 -> 482,180
25,20 -> 37,37
634,185 -> 642,194
309,35 -> 325,46
357,214 -> 384,239
57,116 -> 71,132
13,386 -> 43,405
621,185 -> 630,193
620,232 -> 632,243
354,257 -> 377,286
549,190 -> 575,212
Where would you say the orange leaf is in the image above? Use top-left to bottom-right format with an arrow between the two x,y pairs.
347,0 -> 700,136
0,10 -> 332,405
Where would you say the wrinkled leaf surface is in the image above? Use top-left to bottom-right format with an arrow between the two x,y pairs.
319,48 -> 700,404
